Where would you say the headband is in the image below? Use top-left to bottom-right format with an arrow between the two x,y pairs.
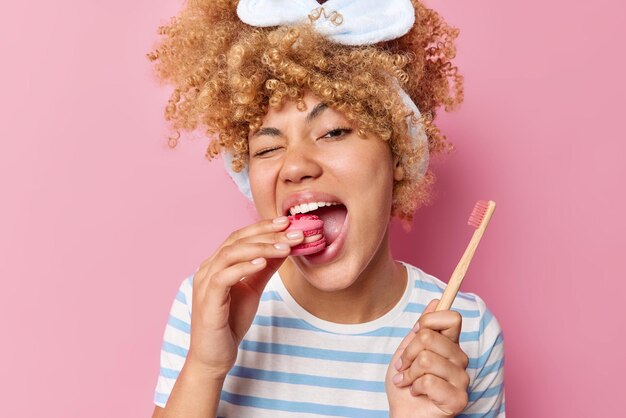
237,0 -> 415,45
222,0 -> 428,201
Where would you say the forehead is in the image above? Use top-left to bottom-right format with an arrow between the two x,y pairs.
260,91 -> 345,126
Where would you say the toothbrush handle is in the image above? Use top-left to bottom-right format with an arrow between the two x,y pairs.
436,201 -> 495,311
436,228 -> 484,311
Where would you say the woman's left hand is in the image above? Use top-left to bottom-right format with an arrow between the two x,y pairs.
386,299 -> 470,417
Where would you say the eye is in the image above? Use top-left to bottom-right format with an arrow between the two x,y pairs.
322,127 -> 352,139
253,147 -> 281,157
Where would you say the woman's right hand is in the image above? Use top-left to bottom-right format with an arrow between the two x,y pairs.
185,215 -> 304,379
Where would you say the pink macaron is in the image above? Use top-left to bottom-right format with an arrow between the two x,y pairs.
287,214 -> 327,256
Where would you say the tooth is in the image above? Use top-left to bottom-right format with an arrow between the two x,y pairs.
298,203 -> 308,213
289,207 -> 297,215
308,202 -> 318,211
303,233 -> 322,243
317,202 -> 326,207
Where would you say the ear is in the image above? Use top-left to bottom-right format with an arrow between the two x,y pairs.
393,155 -> 405,181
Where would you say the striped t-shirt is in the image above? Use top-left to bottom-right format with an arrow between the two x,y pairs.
154,261 -> 505,417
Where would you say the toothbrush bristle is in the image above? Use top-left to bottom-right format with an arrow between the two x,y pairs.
468,200 -> 489,228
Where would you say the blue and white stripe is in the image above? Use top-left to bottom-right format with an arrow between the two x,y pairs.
154,262 -> 505,417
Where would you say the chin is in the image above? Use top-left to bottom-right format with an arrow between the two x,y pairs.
291,256 -> 364,292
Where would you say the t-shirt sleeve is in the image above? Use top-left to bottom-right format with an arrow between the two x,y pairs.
459,294 -> 505,417
153,274 -> 194,408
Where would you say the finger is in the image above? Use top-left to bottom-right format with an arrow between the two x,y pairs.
209,241 -> 294,275
388,298 -> 443,381
418,309 -> 463,342
240,266 -> 277,296
197,216 -> 289,270
196,229 -> 305,290
240,254 -> 289,296
410,374 -> 469,416
206,216 -> 291,259
394,350 -> 470,390
391,322 -> 418,362
235,228 -> 306,247
401,299 -> 439,348
200,258 -> 271,323
395,298 -> 458,370
389,298 -> 439,376
424,299 -> 439,314
409,299 -> 438,332
397,328 -> 469,371
208,257 -> 271,291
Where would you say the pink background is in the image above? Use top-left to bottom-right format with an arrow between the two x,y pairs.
1,0 -> 624,417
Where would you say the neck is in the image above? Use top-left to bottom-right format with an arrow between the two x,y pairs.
278,229 -> 407,324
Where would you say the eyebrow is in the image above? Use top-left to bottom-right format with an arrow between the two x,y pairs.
253,127 -> 281,138
252,102 -> 329,138
305,102 -> 328,124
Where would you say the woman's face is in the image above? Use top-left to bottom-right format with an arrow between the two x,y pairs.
248,91 -> 401,291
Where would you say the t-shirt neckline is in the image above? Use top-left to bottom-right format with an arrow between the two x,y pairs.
271,261 -> 415,334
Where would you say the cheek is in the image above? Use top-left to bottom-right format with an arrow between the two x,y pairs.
249,163 -> 279,217
331,143 -> 394,192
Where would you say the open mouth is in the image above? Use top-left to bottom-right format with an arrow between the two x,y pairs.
285,202 -> 348,246
311,204 -> 347,245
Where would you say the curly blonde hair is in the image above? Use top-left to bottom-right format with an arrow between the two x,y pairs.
147,0 -> 463,222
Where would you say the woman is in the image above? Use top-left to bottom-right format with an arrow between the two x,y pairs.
148,1 -> 505,416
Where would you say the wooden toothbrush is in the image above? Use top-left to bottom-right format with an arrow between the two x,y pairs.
436,200 -> 497,311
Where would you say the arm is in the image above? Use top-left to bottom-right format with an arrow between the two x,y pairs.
153,361 -> 225,418
151,216 -> 305,416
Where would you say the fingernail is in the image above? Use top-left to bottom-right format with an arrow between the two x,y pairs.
251,257 -> 265,265
274,242 -> 289,251
392,373 -> 403,385
412,322 -> 420,332
286,230 -> 303,240
394,358 -> 402,371
273,216 -> 289,225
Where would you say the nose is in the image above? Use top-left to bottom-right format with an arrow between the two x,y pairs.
278,143 -> 323,185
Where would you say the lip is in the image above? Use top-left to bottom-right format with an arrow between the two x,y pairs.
302,211 -> 349,265
280,190 -> 344,216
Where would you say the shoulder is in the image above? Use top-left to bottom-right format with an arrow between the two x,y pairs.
403,261 -> 479,306
401,261 -> 503,341
401,262 -> 505,391
169,271 -> 195,316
